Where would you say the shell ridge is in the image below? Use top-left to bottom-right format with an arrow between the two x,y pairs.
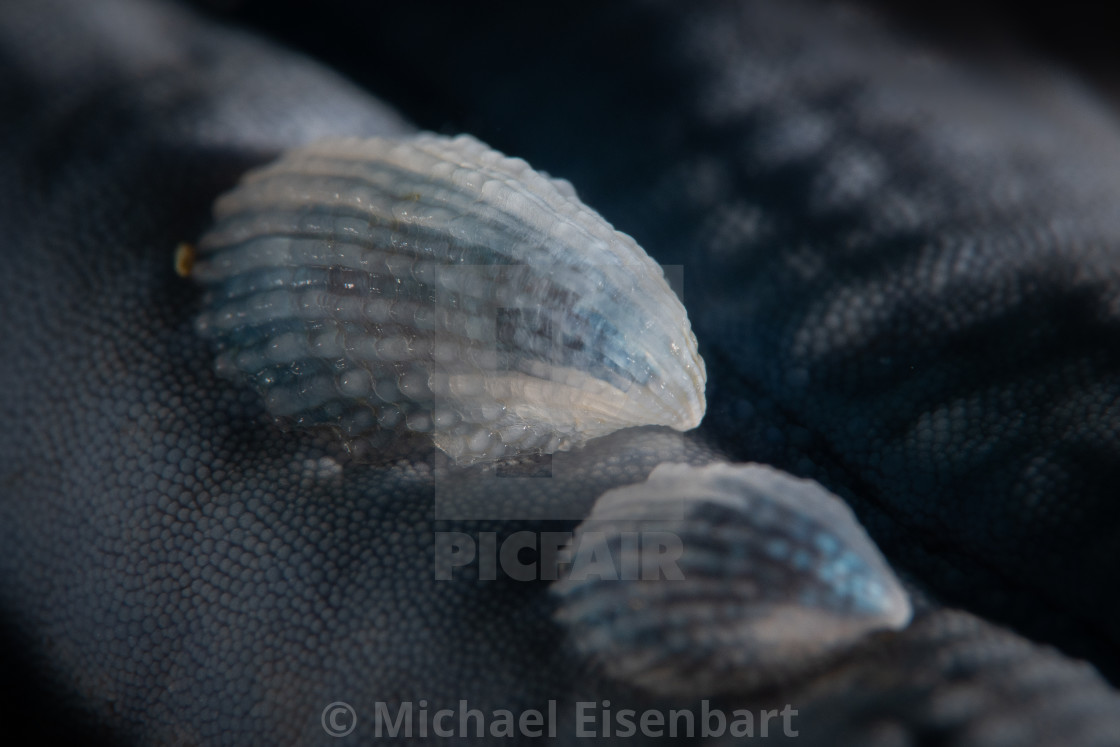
195,133 -> 707,463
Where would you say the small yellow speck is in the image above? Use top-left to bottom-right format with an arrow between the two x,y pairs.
174,242 -> 196,278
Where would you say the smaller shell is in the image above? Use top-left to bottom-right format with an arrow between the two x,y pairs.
551,462 -> 912,697
191,133 -> 706,463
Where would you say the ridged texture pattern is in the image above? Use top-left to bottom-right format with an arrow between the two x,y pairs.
552,462 -> 912,697
193,134 -> 706,463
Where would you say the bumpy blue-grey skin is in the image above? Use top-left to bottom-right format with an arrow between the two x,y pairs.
2,0 -> 1120,745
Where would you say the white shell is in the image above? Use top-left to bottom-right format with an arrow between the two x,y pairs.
551,462 -> 912,696
193,134 -> 706,463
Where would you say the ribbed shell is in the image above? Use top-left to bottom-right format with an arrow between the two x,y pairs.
193,134 -> 706,463
551,463 -> 912,697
